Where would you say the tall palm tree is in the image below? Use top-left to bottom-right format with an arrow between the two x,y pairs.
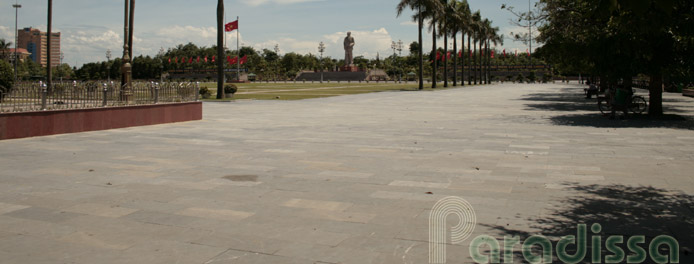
0,39 -> 11,61
454,0 -> 471,87
487,25 -> 502,84
397,0 -> 443,90
479,19 -> 491,84
478,19 -> 490,85
438,0 -> 461,88
470,11 -> 481,85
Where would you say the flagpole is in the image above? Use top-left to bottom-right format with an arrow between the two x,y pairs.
236,16 -> 240,82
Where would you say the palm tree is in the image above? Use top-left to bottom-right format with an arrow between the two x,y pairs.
486,25 -> 502,84
470,11 -> 481,85
0,39 -> 11,61
478,19 -> 490,85
438,0 -> 461,88
397,0 -> 443,90
458,1 -> 472,87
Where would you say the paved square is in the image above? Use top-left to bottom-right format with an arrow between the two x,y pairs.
0,83 -> 692,263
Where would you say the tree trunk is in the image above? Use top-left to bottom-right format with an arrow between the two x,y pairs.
216,0 -> 224,99
478,40 -> 483,85
487,40 -> 491,84
473,40 -> 476,85
452,33 -> 457,87
649,74 -> 663,116
432,20 -> 437,89
418,6 -> 423,90
461,33 -> 465,86
443,32 -> 448,88
467,34 -> 471,85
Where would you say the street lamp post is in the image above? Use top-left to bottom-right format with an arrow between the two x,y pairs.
397,40 -> 403,83
13,2 -> 21,82
274,44 -> 280,82
318,42 -> 325,84
391,41 -> 397,82
158,47 -> 164,83
106,49 -> 112,84
59,52 -> 64,81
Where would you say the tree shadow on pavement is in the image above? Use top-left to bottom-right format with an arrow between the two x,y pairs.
482,184 -> 694,263
520,88 -> 606,112
550,114 -> 694,130
520,87 -> 694,130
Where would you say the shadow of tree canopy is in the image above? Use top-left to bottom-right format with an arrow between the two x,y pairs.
482,184 -> 694,263
519,87 -> 694,130
550,114 -> 694,131
520,88 -> 609,112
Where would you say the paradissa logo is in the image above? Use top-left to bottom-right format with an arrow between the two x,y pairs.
429,197 -> 680,264
468,223 -> 679,264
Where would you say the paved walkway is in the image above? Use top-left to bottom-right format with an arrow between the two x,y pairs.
0,83 -> 692,263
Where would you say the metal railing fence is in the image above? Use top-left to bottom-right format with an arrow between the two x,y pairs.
0,81 -> 199,113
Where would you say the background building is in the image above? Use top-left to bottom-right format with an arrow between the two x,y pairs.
0,48 -> 32,63
17,27 -> 60,67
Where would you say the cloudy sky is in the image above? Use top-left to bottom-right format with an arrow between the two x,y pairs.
0,0 -> 540,67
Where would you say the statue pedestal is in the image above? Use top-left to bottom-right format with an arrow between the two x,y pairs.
340,65 -> 359,72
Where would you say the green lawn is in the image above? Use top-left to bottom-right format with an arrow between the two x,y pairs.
200,82 -> 457,101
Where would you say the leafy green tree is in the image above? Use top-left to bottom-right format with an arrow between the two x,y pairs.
0,60 -> 14,99
537,0 -> 692,115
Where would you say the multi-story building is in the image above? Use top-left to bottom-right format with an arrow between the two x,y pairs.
17,27 -> 60,67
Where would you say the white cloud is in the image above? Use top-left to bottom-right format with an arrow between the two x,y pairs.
323,28 -> 395,59
250,28 -> 397,60
0,26 -> 13,43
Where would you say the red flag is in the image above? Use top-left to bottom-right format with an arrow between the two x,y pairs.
436,52 -> 441,61
189,57 -> 193,64
503,49 -> 506,57
446,52 -> 451,60
182,57 -> 187,64
205,56 -> 208,63
197,56 -> 200,63
491,50 -> 495,59
527,49 -> 530,57
458,50 -> 462,58
168,58 -> 171,63
469,50 -> 473,58
225,20 -> 239,32
212,55 -> 215,62
240,55 -> 248,65
174,57 -> 178,63
229,56 -> 238,65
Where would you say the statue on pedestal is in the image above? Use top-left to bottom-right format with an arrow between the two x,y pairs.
344,32 -> 355,66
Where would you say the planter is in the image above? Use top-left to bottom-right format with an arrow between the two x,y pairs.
224,93 -> 234,99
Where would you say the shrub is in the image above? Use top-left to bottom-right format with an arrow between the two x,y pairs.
527,71 -> 537,83
0,60 -> 14,100
199,86 -> 211,97
542,73 -> 553,83
516,73 -> 526,83
224,84 -> 238,94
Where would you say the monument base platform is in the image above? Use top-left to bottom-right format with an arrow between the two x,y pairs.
340,66 -> 359,72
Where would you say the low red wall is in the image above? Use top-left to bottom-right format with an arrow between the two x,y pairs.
0,102 -> 202,140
